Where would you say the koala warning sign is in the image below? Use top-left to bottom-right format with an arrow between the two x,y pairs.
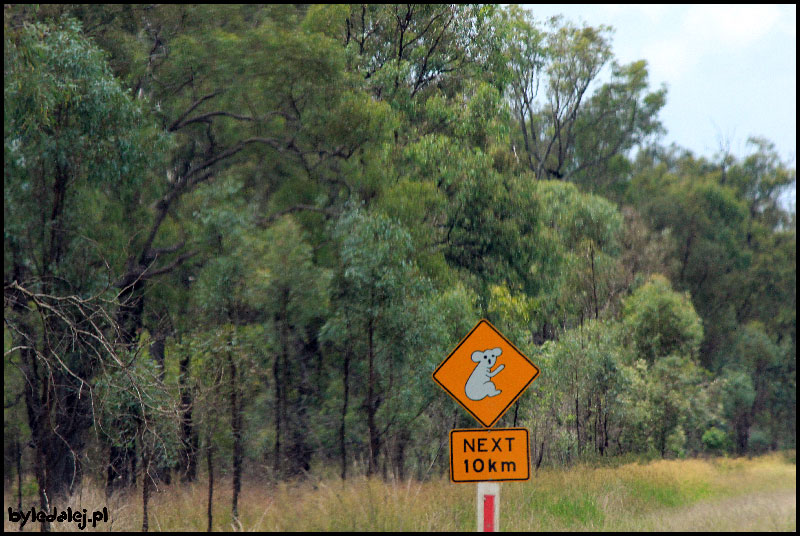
432,319 -> 540,428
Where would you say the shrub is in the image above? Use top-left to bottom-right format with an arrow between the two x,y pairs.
748,428 -> 771,454
701,427 -> 728,453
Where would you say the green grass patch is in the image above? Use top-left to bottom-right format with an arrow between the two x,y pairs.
545,494 -> 604,526
625,477 -> 713,509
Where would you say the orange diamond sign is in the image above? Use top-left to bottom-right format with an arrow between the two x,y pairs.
433,319 -> 540,428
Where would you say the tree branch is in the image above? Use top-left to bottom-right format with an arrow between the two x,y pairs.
168,91 -> 223,132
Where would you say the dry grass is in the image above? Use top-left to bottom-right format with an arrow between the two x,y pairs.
613,490 -> 796,532
501,453 -> 796,532
5,453 -> 795,531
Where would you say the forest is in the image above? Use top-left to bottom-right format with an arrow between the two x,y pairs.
3,4 -> 796,531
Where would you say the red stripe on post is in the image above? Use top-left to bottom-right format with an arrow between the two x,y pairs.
483,494 -> 495,532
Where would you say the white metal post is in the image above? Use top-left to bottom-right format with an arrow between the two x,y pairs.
477,482 -> 500,532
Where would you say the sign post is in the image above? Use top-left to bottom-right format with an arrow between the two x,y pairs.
432,319 -> 540,532
477,482 -> 499,532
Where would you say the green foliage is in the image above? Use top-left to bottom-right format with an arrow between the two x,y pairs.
747,428 -> 772,455
701,427 -> 728,453
327,208 -> 444,393
615,354 -> 708,456
665,426 -> 687,458
622,275 -> 704,362
5,18 -> 165,285
94,348 -> 181,468
721,370 -> 756,421
506,9 -> 665,183
533,180 -> 624,324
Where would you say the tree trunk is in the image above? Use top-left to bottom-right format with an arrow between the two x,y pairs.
575,387 -> 581,456
366,318 -> 379,477
273,342 -> 282,477
273,297 -> 289,478
286,333 -> 314,476
149,334 -> 171,485
590,242 -> 599,319
735,413 -> 751,455
34,441 -> 50,532
207,432 -> 214,532
586,395 -> 594,453
141,451 -> 150,532
20,334 -> 88,501
597,398 -> 605,455
16,438 -> 23,513
393,431 -> 409,481
340,346 -> 351,480
150,335 -> 166,381
535,441 -> 545,476
20,341 -> 51,532
228,352 -> 242,523
179,351 -> 198,482
130,436 -> 137,488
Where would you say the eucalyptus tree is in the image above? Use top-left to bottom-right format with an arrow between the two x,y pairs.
247,217 -> 331,478
324,210 -> 449,477
725,321 -> 792,453
4,18 -> 167,503
313,4 -> 505,103
531,180 -> 623,331
616,275 -> 708,456
505,7 -> 665,184
628,145 -> 795,375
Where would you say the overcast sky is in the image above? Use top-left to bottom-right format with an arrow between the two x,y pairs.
521,4 -> 797,168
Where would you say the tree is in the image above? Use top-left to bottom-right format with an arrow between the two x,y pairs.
721,369 -> 756,455
526,179 -> 623,338
724,322 -> 793,453
4,18 -> 164,502
621,274 -> 704,363
506,9 -> 665,183
325,209 -> 443,477
255,217 -> 330,478
56,3 -> 391,489
535,320 -> 624,459
629,145 -> 794,372
315,4 -> 504,103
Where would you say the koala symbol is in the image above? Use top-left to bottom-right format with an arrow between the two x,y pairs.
465,347 -> 505,401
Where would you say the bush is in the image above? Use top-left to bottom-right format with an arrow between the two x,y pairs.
701,427 -> 728,453
666,426 -> 687,458
622,275 -> 704,362
748,428 -> 771,454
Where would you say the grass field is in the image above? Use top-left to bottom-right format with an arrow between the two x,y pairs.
4,452 -> 795,531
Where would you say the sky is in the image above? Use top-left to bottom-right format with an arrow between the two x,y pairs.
520,4 -> 797,170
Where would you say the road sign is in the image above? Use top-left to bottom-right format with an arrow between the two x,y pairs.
450,428 -> 530,483
432,319 -> 540,428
